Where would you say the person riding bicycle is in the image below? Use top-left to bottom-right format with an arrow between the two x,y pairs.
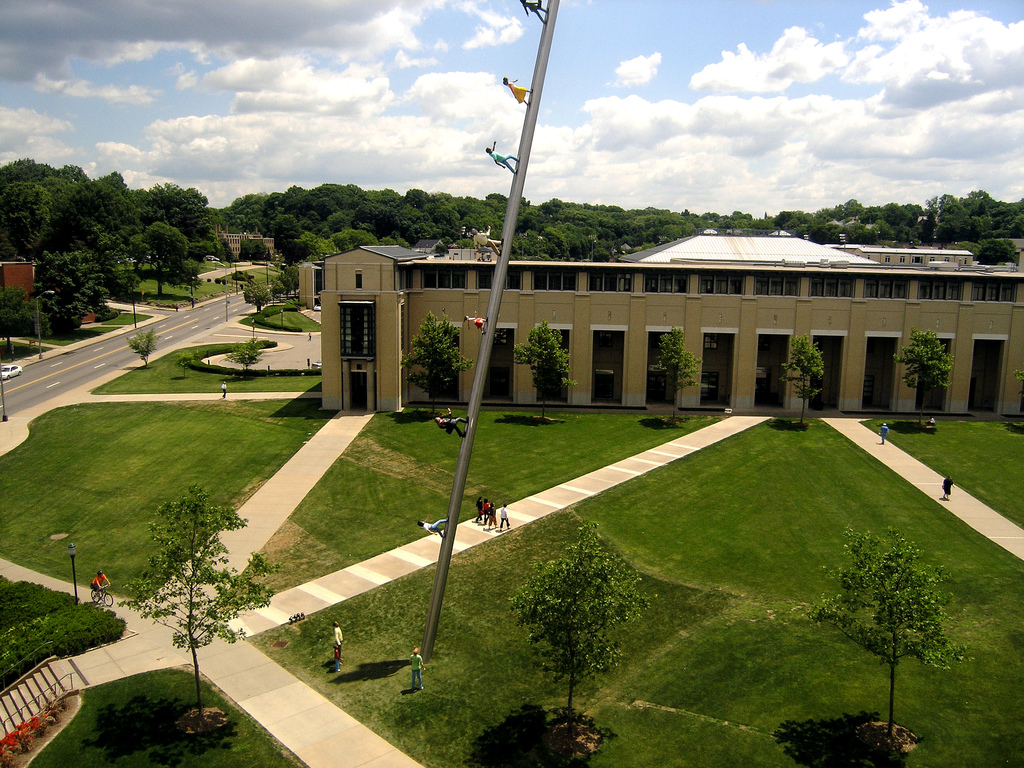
91,570 -> 110,593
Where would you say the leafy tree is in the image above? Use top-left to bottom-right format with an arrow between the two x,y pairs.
177,349 -> 199,378
137,182 -> 211,242
243,280 -> 272,313
810,529 -> 965,740
513,321 -> 576,419
781,335 -> 824,424
279,265 -> 299,296
977,238 -> 1017,265
225,339 -> 264,371
894,328 -> 953,423
142,221 -> 188,296
1015,369 -> 1024,401
179,259 -> 202,300
238,238 -> 268,262
126,486 -> 274,725
0,286 -> 34,357
401,312 -> 473,412
127,329 -> 159,366
34,250 -> 109,333
511,524 -> 648,728
0,182 -> 52,257
656,328 -> 701,420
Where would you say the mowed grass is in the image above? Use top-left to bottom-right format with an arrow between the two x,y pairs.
259,411 -> 716,591
32,668 -> 302,768
254,419 -> 1024,767
865,418 -> 1024,527
94,344 -> 322,395
0,399 -> 332,586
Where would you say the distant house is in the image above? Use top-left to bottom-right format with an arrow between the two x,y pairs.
413,239 -> 441,254
214,225 -> 275,260
0,262 -> 34,295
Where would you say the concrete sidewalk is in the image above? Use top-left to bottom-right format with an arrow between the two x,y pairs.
232,415 -> 768,636
823,418 -> 1024,561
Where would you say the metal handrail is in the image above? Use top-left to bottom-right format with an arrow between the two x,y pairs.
0,642 -> 52,687
0,663 -> 75,735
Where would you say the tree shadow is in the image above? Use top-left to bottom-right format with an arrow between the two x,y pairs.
768,418 -> 811,432
773,711 -> 906,767
470,704 -> 612,767
84,695 -> 238,767
888,421 -> 933,436
493,414 -> 563,427
330,659 -> 408,683
388,410 -> 438,424
638,416 -> 689,430
1004,422 -> 1024,436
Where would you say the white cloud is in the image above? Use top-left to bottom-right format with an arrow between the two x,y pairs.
33,74 -> 159,105
460,3 -> 524,49
844,2 -> 1024,110
691,26 -> 848,93
0,106 -> 75,165
613,53 -> 661,87
202,58 -> 394,117
394,50 -> 439,69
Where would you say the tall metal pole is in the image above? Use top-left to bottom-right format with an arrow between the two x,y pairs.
421,0 -> 560,662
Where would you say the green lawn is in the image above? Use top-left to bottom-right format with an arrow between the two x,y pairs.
94,344 -> 322,395
254,419 -> 1024,767
31,668 -> 302,768
246,306 -> 320,333
0,399 -> 332,586
865,418 -> 1024,527
260,411 -> 716,591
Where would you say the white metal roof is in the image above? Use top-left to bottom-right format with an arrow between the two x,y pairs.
627,235 -> 875,265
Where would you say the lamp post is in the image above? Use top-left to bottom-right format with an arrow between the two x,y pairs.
0,364 -> 7,422
35,290 -> 55,359
67,543 -> 78,604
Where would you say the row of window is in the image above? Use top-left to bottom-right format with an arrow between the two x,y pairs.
417,268 -> 1018,302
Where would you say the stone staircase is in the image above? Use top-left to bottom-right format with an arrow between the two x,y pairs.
0,658 -> 77,735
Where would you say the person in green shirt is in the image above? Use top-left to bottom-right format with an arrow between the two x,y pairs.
410,646 -> 425,691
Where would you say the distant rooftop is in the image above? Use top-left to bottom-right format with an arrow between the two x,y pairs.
623,233 -> 874,265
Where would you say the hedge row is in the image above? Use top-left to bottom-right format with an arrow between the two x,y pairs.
184,339 -> 321,377
0,578 -> 125,688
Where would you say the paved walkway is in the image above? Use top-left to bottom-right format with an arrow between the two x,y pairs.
824,418 -> 1024,560
232,416 -> 768,636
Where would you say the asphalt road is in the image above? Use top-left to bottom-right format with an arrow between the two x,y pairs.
1,295 -> 255,416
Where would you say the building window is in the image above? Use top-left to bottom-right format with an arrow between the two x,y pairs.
809,278 -> 853,297
423,268 -> 467,289
533,271 -> 577,291
699,274 -> 744,295
704,333 -> 718,350
477,269 -> 492,290
755,276 -> 800,296
972,280 -> 1017,302
863,278 -> 907,299
506,270 -> 522,290
917,281 -> 962,301
596,331 -> 614,348
355,271 -> 363,289
399,269 -> 413,290
493,328 -> 511,346
644,273 -> 689,293
340,303 -> 375,357
588,272 -> 633,292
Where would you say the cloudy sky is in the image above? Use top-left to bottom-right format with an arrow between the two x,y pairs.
1,0 -> 1022,215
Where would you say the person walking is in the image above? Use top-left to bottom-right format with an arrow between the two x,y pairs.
410,646 -> 425,691
221,381 -> 227,399
332,621 -> 343,672
941,475 -> 954,501
879,423 -> 889,444
475,496 -> 484,524
498,503 -> 510,531
487,501 -> 498,530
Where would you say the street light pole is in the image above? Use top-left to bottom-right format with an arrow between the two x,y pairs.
0,365 -> 7,422
35,290 -> 54,360
67,543 -> 78,604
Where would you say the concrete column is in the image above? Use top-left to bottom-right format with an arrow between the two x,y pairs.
341,359 -> 352,411
999,305 -> 1024,414
732,298 -> 758,409
947,304 -> 975,413
624,295 -> 647,407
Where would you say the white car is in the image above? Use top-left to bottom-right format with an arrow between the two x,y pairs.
1,364 -> 23,381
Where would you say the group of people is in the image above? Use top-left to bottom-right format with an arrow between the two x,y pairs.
329,620 -> 426,692
475,497 -> 510,531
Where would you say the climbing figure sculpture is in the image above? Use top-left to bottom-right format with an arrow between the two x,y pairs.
519,0 -> 547,22
503,77 -> 531,105
435,408 -> 467,438
465,316 -> 486,333
486,142 -> 518,174
471,227 -> 501,260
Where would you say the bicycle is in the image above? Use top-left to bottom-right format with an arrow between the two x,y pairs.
90,588 -> 113,607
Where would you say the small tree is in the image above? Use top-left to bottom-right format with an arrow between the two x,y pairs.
127,329 -> 158,367
513,321 -> 576,419
126,486 -> 274,725
810,528 -> 965,741
243,279 -> 272,312
656,328 -> 701,421
781,335 -> 824,424
177,350 -> 199,378
894,328 -> 953,423
1015,369 -> 1024,403
511,524 -> 648,730
0,286 -> 34,358
401,312 -> 473,412
225,339 -> 263,371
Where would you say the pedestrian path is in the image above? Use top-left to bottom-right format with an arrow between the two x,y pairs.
231,415 -> 768,636
823,418 -> 1024,560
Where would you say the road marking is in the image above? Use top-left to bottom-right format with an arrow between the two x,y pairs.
50,362 -> 62,367
94,346 -> 105,351
93,364 -> 105,369
45,382 -> 61,389
164,335 -> 174,340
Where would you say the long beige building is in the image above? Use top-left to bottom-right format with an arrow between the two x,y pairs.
300,233 -> 1024,416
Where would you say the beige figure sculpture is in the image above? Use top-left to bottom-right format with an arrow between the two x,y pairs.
471,227 -> 501,260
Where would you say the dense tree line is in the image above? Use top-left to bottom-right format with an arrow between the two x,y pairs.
1,157 -> 1022,327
